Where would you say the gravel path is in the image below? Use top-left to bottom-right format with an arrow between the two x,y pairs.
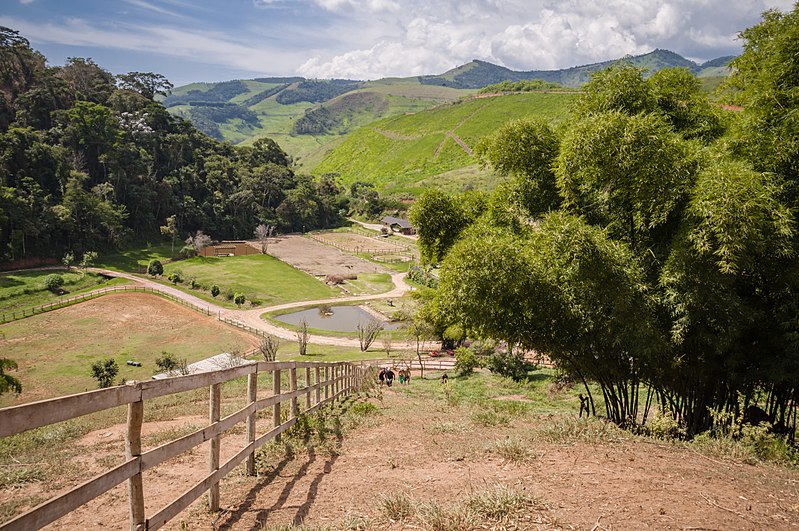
93,268 -> 416,349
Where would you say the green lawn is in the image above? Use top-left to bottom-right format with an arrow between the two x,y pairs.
342,273 -> 393,295
162,254 -> 339,307
0,269 -> 128,314
94,241 -> 175,272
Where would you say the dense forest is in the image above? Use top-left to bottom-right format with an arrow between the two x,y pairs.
0,27 -> 348,263
411,6 -> 799,438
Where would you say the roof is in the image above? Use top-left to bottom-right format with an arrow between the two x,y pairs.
381,216 -> 413,229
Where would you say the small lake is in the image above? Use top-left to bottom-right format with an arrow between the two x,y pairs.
274,305 -> 402,332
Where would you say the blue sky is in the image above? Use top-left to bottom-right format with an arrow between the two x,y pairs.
2,0 -> 795,86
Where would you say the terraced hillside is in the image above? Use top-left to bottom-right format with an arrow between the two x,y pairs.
312,91 -> 576,195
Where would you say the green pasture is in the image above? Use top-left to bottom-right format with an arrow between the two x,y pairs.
0,299 -> 255,407
94,241 -> 175,272
161,254 -> 339,308
312,91 -> 575,194
0,270 -> 128,314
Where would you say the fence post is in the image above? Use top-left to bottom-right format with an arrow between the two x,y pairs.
273,368 -> 281,440
208,383 -> 221,512
305,366 -> 311,411
324,366 -> 330,401
290,366 -> 299,419
314,366 -> 321,406
126,400 -> 145,531
246,372 -> 257,476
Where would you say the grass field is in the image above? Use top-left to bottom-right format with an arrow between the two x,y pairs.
312,91 -> 576,194
94,241 -> 175,271
161,254 -> 339,307
0,269 -> 129,314
0,293 -> 258,407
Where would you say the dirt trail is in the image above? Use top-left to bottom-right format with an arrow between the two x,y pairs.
92,268 -> 414,349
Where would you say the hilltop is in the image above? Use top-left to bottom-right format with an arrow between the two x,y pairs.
163,49 -> 733,167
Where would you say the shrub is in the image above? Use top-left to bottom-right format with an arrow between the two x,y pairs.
225,288 -> 234,301
147,259 -> 163,277
486,351 -> 536,382
167,271 -> 182,284
454,346 -> 480,376
43,274 -> 64,292
90,358 -> 119,388
234,292 -> 246,307
210,284 -> 220,297
155,352 -> 178,372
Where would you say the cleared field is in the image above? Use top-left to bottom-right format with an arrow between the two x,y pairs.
0,293 -> 258,407
266,235 -> 390,277
161,253 -> 339,307
310,231 -> 409,253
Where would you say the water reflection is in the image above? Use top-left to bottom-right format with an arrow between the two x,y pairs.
274,305 -> 402,332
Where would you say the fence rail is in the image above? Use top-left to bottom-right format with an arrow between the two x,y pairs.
0,360 -> 373,531
306,233 -> 412,257
0,285 -> 212,324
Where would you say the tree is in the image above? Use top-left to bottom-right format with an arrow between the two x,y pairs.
116,72 -> 173,100
155,351 -> 178,372
91,358 -> 119,388
62,251 -> 74,269
405,316 -> 433,379
297,319 -> 309,356
147,259 -> 163,277
259,335 -> 280,362
409,189 -> 475,264
357,317 -> 383,352
160,214 -> 178,255
475,118 -> 561,217
0,357 -> 22,395
43,273 -> 64,292
254,223 -> 274,254
210,284 -> 220,298
167,271 -> 182,285
80,250 -> 97,269
182,230 -> 212,257
234,292 -> 245,307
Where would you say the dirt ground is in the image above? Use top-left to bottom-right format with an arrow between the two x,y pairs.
29,379 -> 799,530
266,235 -> 391,277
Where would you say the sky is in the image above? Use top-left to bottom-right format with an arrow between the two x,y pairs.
2,0 -> 795,86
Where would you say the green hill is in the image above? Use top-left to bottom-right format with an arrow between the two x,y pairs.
312,91 -> 576,195
162,77 -> 468,168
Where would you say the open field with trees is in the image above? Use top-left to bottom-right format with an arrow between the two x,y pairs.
0,293 -> 257,406
159,254 -> 340,308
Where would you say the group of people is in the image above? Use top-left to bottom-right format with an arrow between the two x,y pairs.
378,367 -> 411,387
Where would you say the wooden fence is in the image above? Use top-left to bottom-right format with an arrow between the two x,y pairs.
306,233 -> 412,258
0,360 -> 373,530
0,285 -> 212,325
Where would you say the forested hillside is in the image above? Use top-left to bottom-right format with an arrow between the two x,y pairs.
0,28 -> 346,264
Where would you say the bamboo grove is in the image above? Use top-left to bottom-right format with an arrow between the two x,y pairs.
411,6 -> 799,438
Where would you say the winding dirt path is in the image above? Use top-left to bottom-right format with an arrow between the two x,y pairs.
94,268 -> 414,349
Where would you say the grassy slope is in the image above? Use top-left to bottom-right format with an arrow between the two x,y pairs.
312,91 -> 575,195
0,270 -> 128,314
165,78 -> 469,169
162,254 -> 339,306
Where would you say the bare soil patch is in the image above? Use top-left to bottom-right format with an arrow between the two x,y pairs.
266,235 -> 391,277
313,232 -> 408,253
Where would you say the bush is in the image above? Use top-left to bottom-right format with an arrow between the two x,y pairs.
167,271 -> 182,284
43,274 -> 64,292
454,346 -> 480,376
155,352 -> 178,372
210,284 -> 220,298
147,259 -> 163,277
234,292 -> 246,307
90,358 -> 119,388
225,288 -> 234,301
486,351 -> 536,382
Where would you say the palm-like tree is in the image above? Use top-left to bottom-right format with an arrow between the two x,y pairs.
0,358 -> 22,395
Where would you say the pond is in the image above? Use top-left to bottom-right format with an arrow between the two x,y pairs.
274,305 -> 403,332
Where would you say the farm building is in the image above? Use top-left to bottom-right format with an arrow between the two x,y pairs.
381,216 -> 416,235
199,241 -> 258,257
